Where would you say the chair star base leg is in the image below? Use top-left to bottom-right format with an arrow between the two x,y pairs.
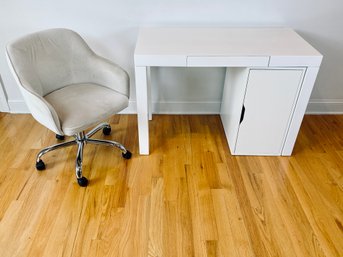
35,124 -> 131,187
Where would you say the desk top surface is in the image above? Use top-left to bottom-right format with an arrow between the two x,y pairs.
135,27 -> 322,57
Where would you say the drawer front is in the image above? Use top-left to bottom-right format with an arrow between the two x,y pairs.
187,56 -> 269,67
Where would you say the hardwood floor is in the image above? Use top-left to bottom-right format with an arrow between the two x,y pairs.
0,113 -> 342,257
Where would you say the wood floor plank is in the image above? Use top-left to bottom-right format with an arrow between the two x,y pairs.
237,157 -> 299,257
284,157 -> 343,257
0,114 -> 342,257
148,178 -> 164,257
261,157 -> 327,257
216,163 -> 256,257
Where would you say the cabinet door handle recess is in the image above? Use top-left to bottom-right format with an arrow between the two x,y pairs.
240,105 -> 245,124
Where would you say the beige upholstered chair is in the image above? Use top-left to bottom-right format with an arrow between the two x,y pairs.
6,28 -> 132,187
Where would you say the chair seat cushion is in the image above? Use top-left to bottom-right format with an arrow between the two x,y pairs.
45,83 -> 128,136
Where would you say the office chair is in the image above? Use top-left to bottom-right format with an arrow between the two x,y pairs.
6,28 -> 132,187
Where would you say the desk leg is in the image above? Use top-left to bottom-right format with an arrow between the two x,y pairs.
147,67 -> 153,121
135,66 -> 149,155
282,67 -> 320,155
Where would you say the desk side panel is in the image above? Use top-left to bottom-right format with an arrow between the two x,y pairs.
220,68 -> 250,154
282,67 -> 320,155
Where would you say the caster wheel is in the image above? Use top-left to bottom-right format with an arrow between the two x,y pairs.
36,160 -> 46,170
56,134 -> 65,140
77,177 -> 88,187
102,126 -> 111,135
122,150 -> 132,159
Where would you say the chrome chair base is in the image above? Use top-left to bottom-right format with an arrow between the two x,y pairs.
35,122 -> 131,187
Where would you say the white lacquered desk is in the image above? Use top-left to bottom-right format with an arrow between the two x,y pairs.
134,27 -> 322,155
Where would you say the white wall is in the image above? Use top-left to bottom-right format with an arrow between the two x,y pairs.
1,0 -> 343,113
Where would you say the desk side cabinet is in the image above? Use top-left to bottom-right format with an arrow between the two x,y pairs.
220,68 -> 305,156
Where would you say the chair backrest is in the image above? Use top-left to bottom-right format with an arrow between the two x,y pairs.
6,28 -> 94,96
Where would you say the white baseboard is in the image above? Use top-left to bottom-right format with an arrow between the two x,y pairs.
8,100 -> 139,114
306,99 -> 343,114
8,100 -> 222,114
8,99 -> 343,115
8,100 -> 29,113
0,76 -> 10,112
123,101 -> 222,114
150,101 -> 221,114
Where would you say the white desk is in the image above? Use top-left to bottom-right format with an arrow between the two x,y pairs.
134,27 -> 322,155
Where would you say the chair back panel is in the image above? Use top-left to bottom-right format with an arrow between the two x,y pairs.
6,28 -> 94,96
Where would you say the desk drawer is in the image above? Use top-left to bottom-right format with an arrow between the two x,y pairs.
187,56 -> 269,67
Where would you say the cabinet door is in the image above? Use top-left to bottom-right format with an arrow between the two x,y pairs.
235,69 -> 304,155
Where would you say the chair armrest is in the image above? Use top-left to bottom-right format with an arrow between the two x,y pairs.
19,87 -> 64,135
6,51 -> 64,135
86,55 -> 130,97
